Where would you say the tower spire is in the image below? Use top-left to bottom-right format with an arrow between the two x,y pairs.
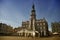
31,3 -> 36,18
32,4 -> 35,10
31,4 -> 35,12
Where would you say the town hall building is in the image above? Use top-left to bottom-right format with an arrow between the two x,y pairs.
17,4 -> 49,37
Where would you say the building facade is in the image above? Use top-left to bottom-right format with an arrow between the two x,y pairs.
52,22 -> 60,34
0,23 -> 13,35
18,4 -> 49,37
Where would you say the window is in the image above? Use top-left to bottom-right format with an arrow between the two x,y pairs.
40,27 -> 42,30
37,24 -> 39,26
43,27 -> 45,29
43,23 -> 45,25
40,23 -> 42,25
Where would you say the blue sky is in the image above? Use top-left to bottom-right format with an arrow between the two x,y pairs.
0,0 -> 60,31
